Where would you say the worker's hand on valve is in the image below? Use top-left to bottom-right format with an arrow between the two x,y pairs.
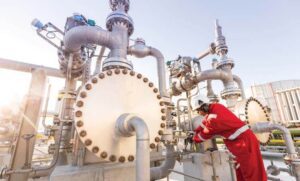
186,132 -> 194,144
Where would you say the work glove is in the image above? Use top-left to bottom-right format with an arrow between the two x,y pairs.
186,132 -> 194,144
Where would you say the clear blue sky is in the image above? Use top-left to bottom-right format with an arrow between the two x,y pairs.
0,0 -> 299,96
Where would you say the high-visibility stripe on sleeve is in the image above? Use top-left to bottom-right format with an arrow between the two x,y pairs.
199,122 -> 206,129
207,114 -> 217,120
197,133 -> 207,141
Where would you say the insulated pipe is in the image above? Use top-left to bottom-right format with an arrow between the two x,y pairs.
251,122 -> 297,157
206,80 -> 215,97
63,26 -> 115,53
128,41 -> 169,97
170,69 -> 231,96
150,145 -> 176,181
233,74 -> 246,99
261,151 -> 285,161
116,114 -> 150,181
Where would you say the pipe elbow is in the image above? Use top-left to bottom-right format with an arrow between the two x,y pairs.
128,45 -> 150,58
63,26 -> 113,53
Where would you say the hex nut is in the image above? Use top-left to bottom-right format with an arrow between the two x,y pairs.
91,78 -> 98,84
80,92 -> 87,98
92,146 -> 99,153
109,155 -> 116,162
119,156 -> 126,163
79,130 -> 87,137
155,137 -> 160,142
85,84 -> 92,90
107,70 -> 112,76
85,139 -> 92,146
130,71 -> 135,76
143,78 -> 148,83
76,121 -> 84,127
101,152 -> 108,158
150,143 -> 156,149
128,155 -> 134,162
75,111 -> 82,117
121,69 -> 127,74
115,69 -> 120,74
76,101 -> 84,107
99,73 -> 105,79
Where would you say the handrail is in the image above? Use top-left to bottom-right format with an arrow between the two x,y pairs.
167,169 -> 205,181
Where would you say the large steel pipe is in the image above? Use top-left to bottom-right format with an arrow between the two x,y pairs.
116,114 -> 150,181
251,122 -> 297,157
128,40 -> 168,97
63,26 -> 114,52
170,69 -> 231,96
150,145 -> 176,181
233,74 -> 246,99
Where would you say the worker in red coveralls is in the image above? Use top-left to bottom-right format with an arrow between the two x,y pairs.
190,96 -> 267,181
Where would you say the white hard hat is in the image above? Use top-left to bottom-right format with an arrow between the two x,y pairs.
192,94 -> 209,111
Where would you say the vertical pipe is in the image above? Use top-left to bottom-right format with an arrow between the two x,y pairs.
116,114 -> 150,181
8,69 -> 47,181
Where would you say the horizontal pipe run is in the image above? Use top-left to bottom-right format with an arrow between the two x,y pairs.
63,26 -> 114,53
0,58 -> 64,78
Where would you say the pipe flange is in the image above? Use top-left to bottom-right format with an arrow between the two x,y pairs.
220,87 -> 241,99
74,69 -> 166,163
216,57 -> 234,69
109,0 -> 130,12
244,97 -> 271,145
106,11 -> 134,36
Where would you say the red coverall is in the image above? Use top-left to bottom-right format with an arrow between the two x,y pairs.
193,103 -> 267,181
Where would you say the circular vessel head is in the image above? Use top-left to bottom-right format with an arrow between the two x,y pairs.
74,69 -> 166,163
234,97 -> 271,145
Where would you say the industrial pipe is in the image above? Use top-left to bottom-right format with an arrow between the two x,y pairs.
63,26 -> 114,53
170,68 -> 231,96
128,39 -> 169,97
252,122 -> 300,181
116,114 -> 150,181
251,122 -> 297,157
233,74 -> 246,99
0,58 -> 63,78
150,145 -> 176,181
261,151 -> 285,161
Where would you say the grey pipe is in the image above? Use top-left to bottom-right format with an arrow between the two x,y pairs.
116,114 -> 150,181
128,40 -> 169,97
252,122 -> 300,181
233,74 -> 246,99
63,26 -> 114,53
261,151 -> 285,161
170,69 -> 231,96
251,122 -> 297,156
150,145 -> 176,181
0,58 -> 63,78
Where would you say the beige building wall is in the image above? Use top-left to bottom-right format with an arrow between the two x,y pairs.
251,80 -> 300,125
